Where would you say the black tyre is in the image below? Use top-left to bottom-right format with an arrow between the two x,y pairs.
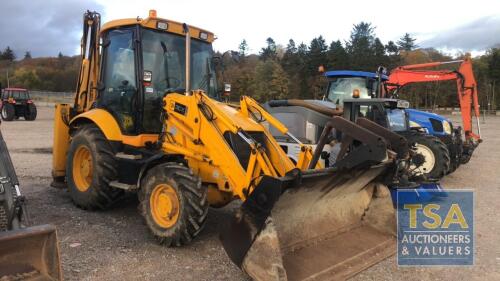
66,124 -> 123,209
1,104 -> 15,121
401,131 -> 450,180
24,103 -> 37,121
139,162 -> 208,246
442,129 -> 463,174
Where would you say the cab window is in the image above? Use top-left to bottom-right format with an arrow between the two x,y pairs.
327,77 -> 371,104
101,28 -> 137,134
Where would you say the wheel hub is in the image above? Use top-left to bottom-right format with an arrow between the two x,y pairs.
410,144 -> 436,175
150,184 -> 180,228
72,145 -> 93,192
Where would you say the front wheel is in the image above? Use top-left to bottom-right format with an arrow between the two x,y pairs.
402,132 -> 450,180
1,104 -> 15,121
139,163 -> 208,246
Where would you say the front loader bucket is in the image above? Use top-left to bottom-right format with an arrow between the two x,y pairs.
221,166 -> 396,281
0,224 -> 62,280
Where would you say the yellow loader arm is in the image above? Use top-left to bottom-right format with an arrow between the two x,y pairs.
159,90 -> 407,280
161,91 -> 296,200
239,96 -> 320,170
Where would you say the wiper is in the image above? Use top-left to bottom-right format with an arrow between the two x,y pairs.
160,41 -> 171,88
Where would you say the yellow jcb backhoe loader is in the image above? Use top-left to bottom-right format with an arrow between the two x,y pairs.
51,10 -> 410,280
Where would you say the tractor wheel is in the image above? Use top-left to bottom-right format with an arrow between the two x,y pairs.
66,124 -> 123,210
403,131 -> 450,180
1,104 -> 15,121
24,104 -> 37,121
139,162 -> 208,246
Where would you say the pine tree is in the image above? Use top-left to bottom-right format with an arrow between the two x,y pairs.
58,52 -> 64,59
487,48 -> 500,82
281,39 -> 301,74
307,36 -> 328,74
281,39 -> 303,99
397,33 -> 418,51
1,46 -> 16,61
238,39 -> 248,57
24,51 -> 32,60
372,38 -> 388,67
260,37 -> 277,61
346,22 -> 377,70
327,40 -> 349,70
385,41 -> 399,55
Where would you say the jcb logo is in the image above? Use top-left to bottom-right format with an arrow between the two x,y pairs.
404,203 -> 469,229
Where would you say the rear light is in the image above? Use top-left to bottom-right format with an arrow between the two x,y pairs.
27,100 -> 33,104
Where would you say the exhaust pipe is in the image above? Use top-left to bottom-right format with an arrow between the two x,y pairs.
183,23 -> 191,95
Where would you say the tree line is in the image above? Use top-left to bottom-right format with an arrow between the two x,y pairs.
219,22 -> 499,110
1,22 -> 499,109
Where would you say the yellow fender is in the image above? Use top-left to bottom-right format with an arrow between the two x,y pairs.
69,109 -> 123,141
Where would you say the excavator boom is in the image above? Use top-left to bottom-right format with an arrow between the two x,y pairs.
387,56 -> 481,143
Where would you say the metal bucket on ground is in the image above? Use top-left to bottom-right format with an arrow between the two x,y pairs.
0,224 -> 61,280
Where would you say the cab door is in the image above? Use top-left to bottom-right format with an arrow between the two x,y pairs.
99,28 -> 139,135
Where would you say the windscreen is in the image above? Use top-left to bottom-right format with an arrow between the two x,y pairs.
326,77 -> 372,104
141,29 -> 217,96
141,28 -> 217,132
386,108 -> 408,131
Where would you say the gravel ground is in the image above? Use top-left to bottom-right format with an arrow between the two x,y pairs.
1,106 -> 499,281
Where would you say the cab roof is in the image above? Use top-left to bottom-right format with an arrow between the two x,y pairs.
101,14 -> 215,43
324,70 -> 388,81
4,88 -> 27,91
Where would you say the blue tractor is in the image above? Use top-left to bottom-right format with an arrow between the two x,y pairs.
266,70 -> 455,180
324,70 -> 464,175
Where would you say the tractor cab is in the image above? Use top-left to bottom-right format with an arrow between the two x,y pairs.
1,88 -> 32,104
324,70 -> 388,104
343,98 -> 410,132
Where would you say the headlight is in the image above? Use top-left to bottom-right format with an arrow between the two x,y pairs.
409,121 -> 420,128
442,120 -> 452,134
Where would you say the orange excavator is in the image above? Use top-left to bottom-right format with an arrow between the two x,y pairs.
386,55 -> 482,166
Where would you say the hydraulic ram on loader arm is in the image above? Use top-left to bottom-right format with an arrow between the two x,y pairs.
0,124 -> 61,280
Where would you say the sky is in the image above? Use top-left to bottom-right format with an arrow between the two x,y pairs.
0,0 -> 499,58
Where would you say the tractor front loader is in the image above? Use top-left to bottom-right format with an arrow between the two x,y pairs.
0,125 -> 61,280
51,10 -> 406,280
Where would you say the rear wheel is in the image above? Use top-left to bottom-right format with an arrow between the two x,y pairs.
1,104 -> 15,121
402,131 -> 450,180
139,163 -> 208,246
24,104 -> 37,121
66,124 -> 123,209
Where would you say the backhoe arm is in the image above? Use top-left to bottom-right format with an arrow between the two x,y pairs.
387,56 -> 481,142
74,11 -> 101,113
